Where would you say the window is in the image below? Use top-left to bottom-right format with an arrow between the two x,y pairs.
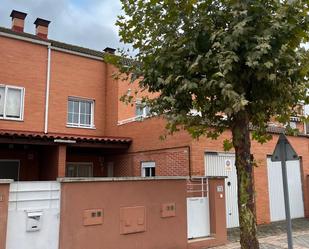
66,162 -> 93,177
305,122 -> 309,135
0,160 -> 20,181
0,85 -> 24,120
289,121 -> 297,129
135,101 -> 150,118
141,161 -> 156,177
67,98 -> 94,128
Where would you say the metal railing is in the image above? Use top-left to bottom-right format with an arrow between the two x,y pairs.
186,177 -> 208,198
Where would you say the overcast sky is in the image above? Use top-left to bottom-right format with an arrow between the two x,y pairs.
1,1 -> 308,54
0,0 -> 128,52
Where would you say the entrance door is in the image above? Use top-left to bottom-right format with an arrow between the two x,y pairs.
205,152 -> 239,228
267,157 -> 304,222
0,160 -> 19,180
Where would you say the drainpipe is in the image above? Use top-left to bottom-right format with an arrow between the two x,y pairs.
44,45 -> 51,134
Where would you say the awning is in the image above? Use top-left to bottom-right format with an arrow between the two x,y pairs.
0,130 -> 132,148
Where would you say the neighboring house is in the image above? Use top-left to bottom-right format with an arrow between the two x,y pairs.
115,60 -> 309,228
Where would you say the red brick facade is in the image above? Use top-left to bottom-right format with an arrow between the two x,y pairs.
0,11 -> 308,227
110,147 -> 190,177
114,75 -> 309,225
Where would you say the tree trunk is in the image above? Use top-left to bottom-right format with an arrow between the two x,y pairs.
231,111 -> 259,249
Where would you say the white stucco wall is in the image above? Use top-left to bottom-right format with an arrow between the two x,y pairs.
5,181 -> 60,249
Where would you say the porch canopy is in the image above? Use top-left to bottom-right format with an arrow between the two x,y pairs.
0,130 -> 132,181
0,130 -> 131,148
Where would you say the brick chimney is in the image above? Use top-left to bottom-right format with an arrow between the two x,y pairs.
10,10 -> 27,32
104,47 -> 116,54
34,18 -> 51,39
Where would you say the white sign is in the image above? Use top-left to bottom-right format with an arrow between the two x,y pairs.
217,186 -> 224,193
225,159 -> 232,171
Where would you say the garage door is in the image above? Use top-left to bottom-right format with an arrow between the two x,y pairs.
205,152 -> 239,228
267,157 -> 304,222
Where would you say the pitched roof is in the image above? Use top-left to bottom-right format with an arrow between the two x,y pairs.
0,26 -> 105,58
0,26 -> 135,66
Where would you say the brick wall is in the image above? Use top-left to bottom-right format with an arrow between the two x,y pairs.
117,78 -> 159,123
48,51 -> 107,136
110,147 -> 190,177
0,35 -> 113,137
113,114 -> 309,224
0,36 -> 47,132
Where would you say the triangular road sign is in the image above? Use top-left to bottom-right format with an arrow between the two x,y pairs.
271,134 -> 299,162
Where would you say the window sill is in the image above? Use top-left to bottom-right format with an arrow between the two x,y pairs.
117,115 -> 151,125
0,117 -> 24,122
66,125 -> 96,130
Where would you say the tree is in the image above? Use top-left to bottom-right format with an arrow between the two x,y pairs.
113,1 -> 309,248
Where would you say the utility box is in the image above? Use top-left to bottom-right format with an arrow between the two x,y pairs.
120,206 -> 146,235
26,211 -> 43,232
161,203 -> 176,218
83,209 -> 103,226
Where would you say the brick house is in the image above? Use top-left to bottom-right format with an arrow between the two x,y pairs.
0,11 -> 229,249
114,53 -> 309,226
0,10 -> 133,182
0,8 -> 308,241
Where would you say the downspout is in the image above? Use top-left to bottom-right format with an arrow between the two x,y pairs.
188,145 -> 192,178
44,45 -> 51,134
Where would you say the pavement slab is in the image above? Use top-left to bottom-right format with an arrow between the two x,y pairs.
214,218 -> 309,249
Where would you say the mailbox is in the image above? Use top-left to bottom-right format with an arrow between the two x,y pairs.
26,211 -> 43,232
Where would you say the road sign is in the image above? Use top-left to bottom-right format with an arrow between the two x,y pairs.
271,134 -> 299,162
224,159 -> 232,171
271,133 -> 299,249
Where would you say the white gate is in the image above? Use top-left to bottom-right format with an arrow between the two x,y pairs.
267,158 -> 305,222
187,178 -> 210,239
205,152 -> 239,228
6,181 -> 60,249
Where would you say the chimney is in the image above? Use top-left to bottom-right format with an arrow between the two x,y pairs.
104,47 -> 116,54
34,18 -> 51,39
10,10 -> 27,32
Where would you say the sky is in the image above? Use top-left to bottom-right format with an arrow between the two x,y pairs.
0,1 -> 308,55
0,0 -> 128,52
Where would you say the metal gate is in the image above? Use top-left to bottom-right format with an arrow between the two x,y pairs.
187,178 -> 210,239
267,157 -> 304,222
6,181 -> 60,249
205,152 -> 239,228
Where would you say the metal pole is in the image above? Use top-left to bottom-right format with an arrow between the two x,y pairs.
280,139 -> 293,249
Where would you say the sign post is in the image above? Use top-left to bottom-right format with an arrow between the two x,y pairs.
271,133 -> 299,249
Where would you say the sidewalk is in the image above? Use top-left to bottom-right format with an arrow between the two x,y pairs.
215,218 -> 309,249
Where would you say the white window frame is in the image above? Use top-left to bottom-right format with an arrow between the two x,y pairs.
135,100 -> 150,118
66,162 -> 94,177
141,161 -> 156,177
67,97 -> 95,129
0,84 -> 25,121
289,121 -> 297,129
